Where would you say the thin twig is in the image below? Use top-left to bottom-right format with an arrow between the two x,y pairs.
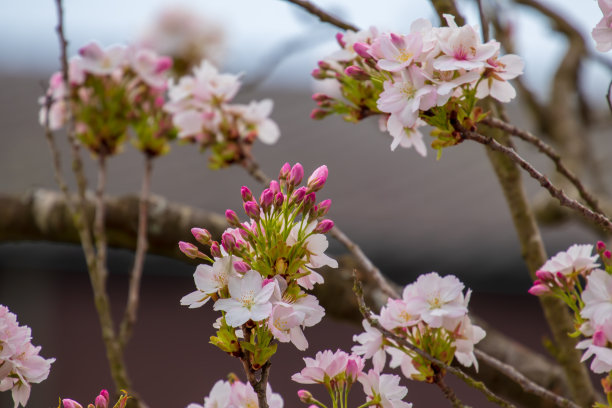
282,0 -> 358,31
461,130 -> 612,233
433,365 -> 467,408
482,116 -> 605,215
353,275 -> 516,408
474,350 -> 581,408
94,153 -> 110,282
119,155 -> 153,348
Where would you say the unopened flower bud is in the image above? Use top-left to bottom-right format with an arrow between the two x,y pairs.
289,163 -> 304,186
260,188 -> 274,211
297,390 -> 313,404
528,282 -> 550,296
311,68 -> 325,79
221,232 -> 236,253
310,108 -> 330,120
241,186 -> 254,202
318,60 -> 331,70
191,228 -> 211,245
274,192 -> 285,208
335,32 -> 346,48
225,209 -> 240,227
605,250 -> 611,260
290,186 -> 307,205
346,356 -> 363,382
233,260 -> 250,273
353,42 -> 372,59
597,241 -> 606,251
303,193 -> 316,214
317,199 -> 332,217
179,241 -> 199,259
535,270 -> 553,282
95,394 -> 108,408
63,400 -> 83,408
269,180 -> 280,195
345,65 -> 369,80
314,219 -> 334,234
307,165 -> 328,192
244,201 -> 260,219
312,93 -> 331,102
279,162 -> 291,181
210,241 -> 222,258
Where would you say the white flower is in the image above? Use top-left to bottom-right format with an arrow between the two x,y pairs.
352,319 -> 388,372
581,269 -> 612,326
267,304 -> 308,351
359,369 -> 412,408
452,315 -> 486,370
236,99 -> 280,145
229,381 -> 283,408
213,270 -> 275,327
593,0 -> 612,52
385,116 -> 427,156
475,54 -> 524,103
577,339 -> 612,374
181,256 -> 239,308
78,42 -> 127,75
286,221 -> 338,269
539,244 -> 599,276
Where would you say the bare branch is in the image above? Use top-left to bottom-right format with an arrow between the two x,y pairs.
482,117 -> 605,216
461,130 -> 612,233
282,0 -> 358,31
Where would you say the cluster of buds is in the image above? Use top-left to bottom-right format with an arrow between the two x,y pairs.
179,163 -> 335,370
187,375 -> 283,408
292,350 -> 412,408
353,272 -> 485,383
60,389 -> 129,408
311,14 -> 523,157
529,242 -> 612,387
39,41 -> 176,157
164,60 -> 280,168
0,305 -> 55,408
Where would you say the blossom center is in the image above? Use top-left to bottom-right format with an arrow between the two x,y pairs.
397,51 -> 413,63
239,290 -> 256,309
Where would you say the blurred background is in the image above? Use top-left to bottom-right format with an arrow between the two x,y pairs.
0,0 -> 611,406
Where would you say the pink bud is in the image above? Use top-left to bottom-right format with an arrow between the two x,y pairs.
297,390 -> 313,403
605,251 -> 611,259
290,187 -> 307,205
95,395 -> 108,408
317,199 -> 332,217
99,391 -> 109,402
260,188 -> 274,211
594,328 -> 608,347
311,68 -> 325,79
528,283 -> 550,296
274,192 -> 285,208
178,241 -> 199,259
597,241 -> 607,251
225,209 -> 240,227
346,355 -> 364,382
303,193 -> 316,213
233,260 -> 250,273
318,60 -> 331,70
191,228 -> 211,245
535,270 -> 553,282
314,219 -> 334,234
269,180 -> 280,195
345,65 -> 369,80
335,32 -> 346,48
155,56 -> 173,74
279,162 -> 292,181
210,241 -> 222,258
63,400 -> 84,408
241,186 -> 254,202
353,42 -> 372,59
221,232 -> 236,252
307,165 -> 328,192
312,93 -> 331,102
310,108 -> 329,120
289,163 -> 304,186
243,201 -> 260,219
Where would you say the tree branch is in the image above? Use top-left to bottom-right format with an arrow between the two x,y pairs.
281,0 -> 358,31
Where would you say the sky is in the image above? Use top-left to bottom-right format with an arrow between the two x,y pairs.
0,0 -> 610,101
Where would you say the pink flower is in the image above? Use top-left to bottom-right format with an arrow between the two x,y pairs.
180,256 -> 240,308
539,244 -> 599,277
267,304 -> 308,350
359,369 -> 412,408
213,270 -> 275,327
581,269 -> 612,326
593,0 -> 612,52
379,299 -> 420,331
78,42 -> 127,75
230,380 -> 284,408
352,319 -> 387,372
384,116 -> 427,156
451,316 -> 486,370
129,47 -> 172,89
433,23 -> 499,71
475,54 -> 523,102
374,33 -> 423,72
292,350 -> 349,384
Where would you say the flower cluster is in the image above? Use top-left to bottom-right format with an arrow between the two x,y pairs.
529,242 -> 612,396
60,389 -> 129,408
353,272 -> 485,382
179,163 -> 335,369
311,15 -> 523,157
40,41 -> 175,157
164,60 -> 280,168
593,0 -> 612,53
187,376 -> 283,408
292,349 -> 412,408
138,5 -> 225,77
0,305 -> 55,408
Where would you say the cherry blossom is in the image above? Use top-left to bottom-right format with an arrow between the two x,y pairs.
181,256 -> 241,308
359,369 -> 412,408
213,270 -> 276,327
352,319 -> 388,372
291,349 -> 350,384
539,244 -> 599,277
593,0 -> 612,52
581,269 -> 612,327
